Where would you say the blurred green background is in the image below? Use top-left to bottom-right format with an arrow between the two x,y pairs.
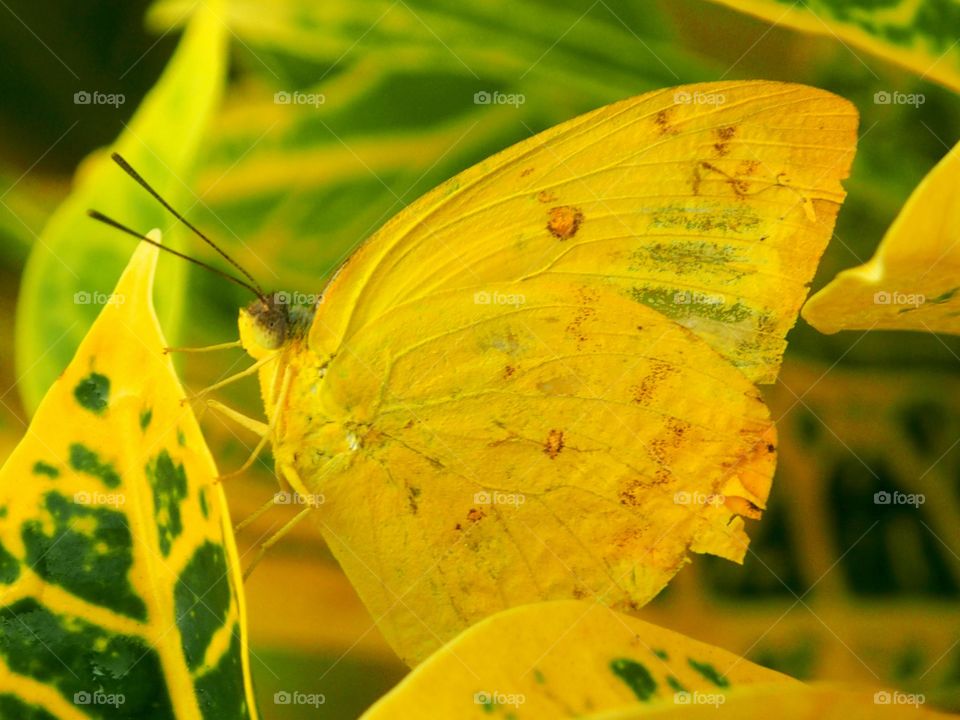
1,0 -> 958,717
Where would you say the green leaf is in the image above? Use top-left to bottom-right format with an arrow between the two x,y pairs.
0,236 -> 258,719
14,0 -> 228,415
699,0 -> 960,92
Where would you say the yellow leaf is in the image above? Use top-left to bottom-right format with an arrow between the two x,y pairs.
237,80 -> 856,665
701,0 -> 960,93
594,684 -> 952,719
0,237 -> 258,719
361,600 -> 794,718
803,138 -> 960,334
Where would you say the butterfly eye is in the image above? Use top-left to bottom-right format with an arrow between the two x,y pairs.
243,296 -> 288,350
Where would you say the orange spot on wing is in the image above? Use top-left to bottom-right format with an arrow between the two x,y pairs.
544,429 -> 565,458
547,205 -> 584,240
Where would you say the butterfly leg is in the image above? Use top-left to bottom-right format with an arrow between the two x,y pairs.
205,399 -> 270,436
164,340 -> 242,354
181,352 -> 278,405
243,506 -> 312,580
213,367 -> 294,484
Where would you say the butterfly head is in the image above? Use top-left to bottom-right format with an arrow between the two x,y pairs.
239,293 -> 289,357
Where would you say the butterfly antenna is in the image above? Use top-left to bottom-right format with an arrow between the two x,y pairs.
87,210 -> 268,301
109,152 -> 265,297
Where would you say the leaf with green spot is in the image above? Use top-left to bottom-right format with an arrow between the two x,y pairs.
0,237 -> 258,718
701,0 -> 960,92
361,601 -> 792,718
14,0 -> 228,416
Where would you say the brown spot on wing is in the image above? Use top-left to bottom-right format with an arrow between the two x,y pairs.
544,429 -> 565,459
537,190 -> 557,204
503,365 -> 516,379
713,125 -> 736,156
630,359 -> 677,406
521,167 -> 535,177
467,508 -> 485,523
547,205 -> 584,240
654,108 -> 677,136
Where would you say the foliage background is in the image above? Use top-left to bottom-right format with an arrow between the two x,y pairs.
1,0 -> 958,717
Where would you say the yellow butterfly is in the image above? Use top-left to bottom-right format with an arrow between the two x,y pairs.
93,80 -> 857,666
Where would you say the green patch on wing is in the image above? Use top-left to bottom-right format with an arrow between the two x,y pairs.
21,491 -> 147,621
648,203 -> 761,234
147,449 -> 189,556
629,286 -> 754,324
630,240 -> 747,280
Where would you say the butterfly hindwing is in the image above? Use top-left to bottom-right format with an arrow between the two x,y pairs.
280,278 -> 774,664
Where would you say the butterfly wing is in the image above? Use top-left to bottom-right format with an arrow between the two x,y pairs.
310,81 -> 858,384
287,81 -> 856,664
292,278 -> 774,664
